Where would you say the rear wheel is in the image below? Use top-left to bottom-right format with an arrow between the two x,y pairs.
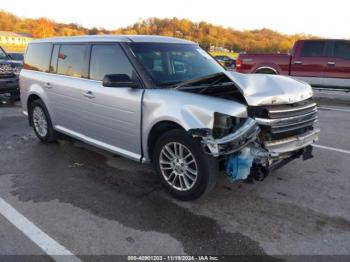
153,129 -> 218,201
29,100 -> 57,142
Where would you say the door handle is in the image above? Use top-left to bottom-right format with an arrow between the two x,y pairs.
44,82 -> 52,89
294,60 -> 303,65
327,61 -> 336,66
83,90 -> 95,99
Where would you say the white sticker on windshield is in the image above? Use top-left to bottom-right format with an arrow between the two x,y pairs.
196,48 -> 214,60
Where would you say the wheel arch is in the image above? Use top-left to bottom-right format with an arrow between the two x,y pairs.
27,94 -> 43,126
254,66 -> 279,74
146,120 -> 185,163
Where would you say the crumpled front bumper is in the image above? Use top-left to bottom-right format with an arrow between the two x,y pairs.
198,118 -> 261,157
263,128 -> 320,156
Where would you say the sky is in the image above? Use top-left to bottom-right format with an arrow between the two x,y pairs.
1,0 -> 349,38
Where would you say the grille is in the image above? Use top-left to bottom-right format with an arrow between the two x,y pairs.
0,73 -> 15,79
248,99 -> 318,140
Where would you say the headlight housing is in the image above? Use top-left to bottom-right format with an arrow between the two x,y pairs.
213,112 -> 241,138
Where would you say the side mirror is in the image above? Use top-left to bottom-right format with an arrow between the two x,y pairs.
102,74 -> 138,88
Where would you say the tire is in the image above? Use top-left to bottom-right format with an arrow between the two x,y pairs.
10,92 -> 20,101
29,99 -> 57,142
153,129 -> 218,201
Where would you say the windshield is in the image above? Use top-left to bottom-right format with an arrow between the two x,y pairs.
128,43 -> 224,87
0,48 -> 8,60
10,53 -> 24,61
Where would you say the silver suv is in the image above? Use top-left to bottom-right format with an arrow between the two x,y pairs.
20,35 -> 319,200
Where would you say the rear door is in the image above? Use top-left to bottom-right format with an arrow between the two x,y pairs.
21,43 -> 53,109
290,40 -> 331,86
81,43 -> 143,160
323,40 -> 350,88
48,43 -> 91,135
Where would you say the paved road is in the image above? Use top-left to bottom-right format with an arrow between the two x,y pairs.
0,91 -> 349,261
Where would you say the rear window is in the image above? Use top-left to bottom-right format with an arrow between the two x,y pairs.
300,41 -> 326,57
24,43 -> 53,72
334,41 -> 350,60
57,44 -> 90,78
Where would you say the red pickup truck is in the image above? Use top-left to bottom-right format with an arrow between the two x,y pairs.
236,39 -> 350,90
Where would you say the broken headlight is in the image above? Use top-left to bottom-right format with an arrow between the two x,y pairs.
213,112 -> 240,138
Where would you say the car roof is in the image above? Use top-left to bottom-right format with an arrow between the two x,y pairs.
31,35 -> 195,44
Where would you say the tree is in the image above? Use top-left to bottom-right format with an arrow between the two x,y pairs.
32,18 -> 54,38
0,10 -> 317,52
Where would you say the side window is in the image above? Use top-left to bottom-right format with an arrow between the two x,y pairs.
49,45 -> 59,73
57,44 -> 90,78
89,44 -> 134,81
24,43 -> 53,72
334,41 -> 350,60
300,41 -> 326,57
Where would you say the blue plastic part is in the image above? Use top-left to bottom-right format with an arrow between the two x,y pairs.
225,147 -> 255,182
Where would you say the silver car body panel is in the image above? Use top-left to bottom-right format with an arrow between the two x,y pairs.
141,89 -> 248,161
264,128 -> 320,155
225,71 -> 314,106
31,35 -> 194,44
20,70 -> 143,161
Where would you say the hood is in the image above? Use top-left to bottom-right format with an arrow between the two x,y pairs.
9,60 -> 23,66
0,59 -> 12,65
225,71 -> 313,106
0,59 -> 21,67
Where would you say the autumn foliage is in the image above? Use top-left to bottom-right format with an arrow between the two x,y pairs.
0,10 -> 316,53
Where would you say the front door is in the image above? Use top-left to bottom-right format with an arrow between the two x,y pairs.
81,44 -> 143,160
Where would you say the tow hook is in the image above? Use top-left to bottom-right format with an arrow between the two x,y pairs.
302,145 -> 314,160
249,164 -> 269,181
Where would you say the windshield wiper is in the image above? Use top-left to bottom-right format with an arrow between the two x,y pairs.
197,80 -> 233,94
158,80 -> 182,87
172,72 -> 226,90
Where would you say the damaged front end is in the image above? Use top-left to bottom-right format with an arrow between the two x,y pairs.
189,102 -> 320,182
189,117 -> 260,157
189,115 -> 267,181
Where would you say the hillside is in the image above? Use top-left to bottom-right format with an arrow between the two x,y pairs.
0,10 -> 316,53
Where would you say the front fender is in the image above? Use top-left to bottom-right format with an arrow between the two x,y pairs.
142,89 -> 248,161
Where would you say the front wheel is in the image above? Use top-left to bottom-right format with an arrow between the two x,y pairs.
153,129 -> 218,201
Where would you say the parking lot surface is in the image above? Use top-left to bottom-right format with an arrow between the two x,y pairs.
0,91 -> 349,261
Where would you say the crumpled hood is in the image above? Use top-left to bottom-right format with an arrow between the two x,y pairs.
225,71 -> 313,106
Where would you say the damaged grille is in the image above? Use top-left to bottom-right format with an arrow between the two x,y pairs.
248,99 -> 318,141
